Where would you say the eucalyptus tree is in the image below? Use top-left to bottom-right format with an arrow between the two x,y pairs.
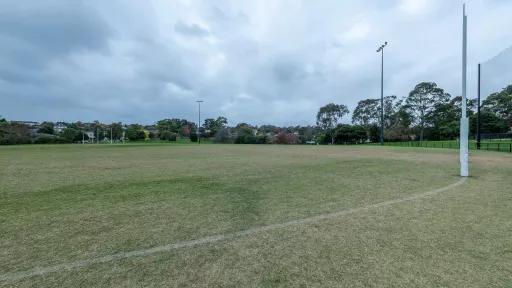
316,103 -> 349,144
406,82 -> 450,141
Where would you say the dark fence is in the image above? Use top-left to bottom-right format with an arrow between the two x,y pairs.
480,133 -> 512,141
379,140 -> 512,153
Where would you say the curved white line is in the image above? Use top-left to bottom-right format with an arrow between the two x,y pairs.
0,177 -> 467,283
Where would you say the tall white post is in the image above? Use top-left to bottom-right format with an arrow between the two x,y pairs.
460,4 -> 469,177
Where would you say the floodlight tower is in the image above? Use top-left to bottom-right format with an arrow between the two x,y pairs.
196,100 -> 204,144
460,4 -> 469,177
376,41 -> 388,145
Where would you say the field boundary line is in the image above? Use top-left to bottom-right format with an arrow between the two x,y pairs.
0,177 -> 466,283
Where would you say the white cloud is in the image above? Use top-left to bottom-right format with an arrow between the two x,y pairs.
342,19 -> 371,41
399,0 -> 432,15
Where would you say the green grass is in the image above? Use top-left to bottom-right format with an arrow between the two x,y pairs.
375,140 -> 512,152
1,144 -> 511,287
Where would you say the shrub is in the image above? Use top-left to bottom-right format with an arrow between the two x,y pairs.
213,128 -> 232,143
273,132 -> 299,144
333,124 -> 367,144
33,135 -> 56,144
159,131 -> 171,141
190,132 -> 198,142
61,128 -> 80,142
316,132 -> 331,145
0,122 -> 32,145
235,134 -> 257,144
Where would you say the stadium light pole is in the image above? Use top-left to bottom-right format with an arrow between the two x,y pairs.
460,4 -> 469,177
196,100 -> 204,144
376,41 -> 388,145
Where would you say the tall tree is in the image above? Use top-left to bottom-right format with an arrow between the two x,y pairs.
352,99 -> 379,126
203,116 -> 228,137
426,100 -> 459,140
482,84 -> 512,128
352,96 -> 397,127
406,82 -> 450,141
125,124 -> 145,141
317,103 -> 349,144
110,122 -> 123,140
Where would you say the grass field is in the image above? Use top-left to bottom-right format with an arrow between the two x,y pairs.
1,144 -> 511,287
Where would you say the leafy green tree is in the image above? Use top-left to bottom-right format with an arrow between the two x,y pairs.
406,82 -> 450,141
213,128 -> 232,143
352,96 -> 397,141
352,99 -> 379,126
482,84 -> 512,128
61,128 -> 80,143
332,124 -> 367,144
190,132 -> 198,142
385,101 -> 414,141
470,110 -> 509,134
316,103 -> 349,144
159,131 -> 177,141
157,119 -> 180,134
37,122 -> 54,134
0,122 -> 31,144
233,123 -> 255,144
203,116 -> 228,137
159,130 -> 171,141
125,124 -> 145,141
109,123 -> 123,140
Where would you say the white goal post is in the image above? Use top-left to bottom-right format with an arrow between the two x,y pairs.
460,4 -> 469,177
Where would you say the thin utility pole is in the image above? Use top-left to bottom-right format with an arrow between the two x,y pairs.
110,126 -> 113,144
196,100 -> 204,144
377,41 -> 388,145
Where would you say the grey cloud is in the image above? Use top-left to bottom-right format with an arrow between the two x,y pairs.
0,2 -> 110,55
0,1 -> 110,84
1,0 -> 512,126
174,21 -> 210,38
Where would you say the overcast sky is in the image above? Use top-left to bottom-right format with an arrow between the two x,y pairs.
1,0 -> 511,126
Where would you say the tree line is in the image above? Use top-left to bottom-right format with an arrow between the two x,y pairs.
350,82 -> 511,142
1,82 -> 510,145
314,82 -> 511,144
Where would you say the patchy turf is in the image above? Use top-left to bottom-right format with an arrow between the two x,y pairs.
0,144 -> 511,287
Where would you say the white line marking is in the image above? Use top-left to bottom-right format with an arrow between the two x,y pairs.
0,178 -> 466,283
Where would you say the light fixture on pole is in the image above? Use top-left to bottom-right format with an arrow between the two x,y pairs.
196,100 -> 204,144
376,41 -> 388,145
